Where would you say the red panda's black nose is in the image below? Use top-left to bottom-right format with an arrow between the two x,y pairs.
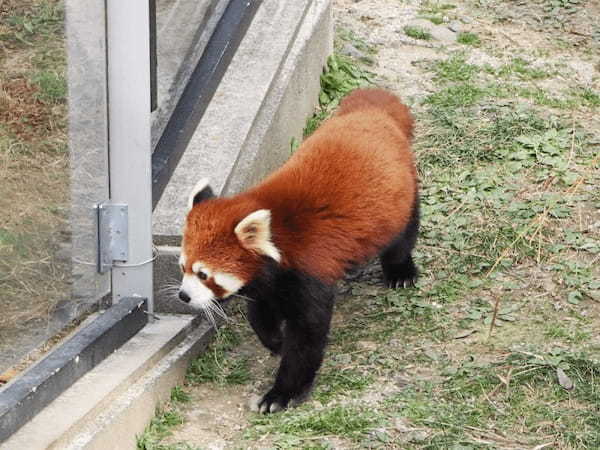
179,291 -> 191,303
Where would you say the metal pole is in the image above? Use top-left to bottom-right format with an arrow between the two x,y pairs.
106,0 -> 154,315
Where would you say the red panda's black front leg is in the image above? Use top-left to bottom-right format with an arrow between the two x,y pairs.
254,273 -> 335,414
246,298 -> 283,355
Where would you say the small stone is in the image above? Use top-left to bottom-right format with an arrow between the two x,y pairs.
404,19 -> 457,43
448,21 -> 461,32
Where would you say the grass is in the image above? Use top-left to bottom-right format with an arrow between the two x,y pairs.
424,15 -> 444,25
32,70 -> 67,103
248,405 -> 380,443
431,53 -> 479,82
2,0 -> 64,46
392,352 -> 600,448
313,368 -> 373,403
186,327 -> 251,385
498,57 -> 553,80
457,31 -> 480,45
403,25 -> 432,41
0,0 -> 70,368
419,1 -> 457,15
139,6 -> 600,448
136,387 -> 192,450
575,87 -> 600,106
303,53 -> 373,137
424,83 -> 484,107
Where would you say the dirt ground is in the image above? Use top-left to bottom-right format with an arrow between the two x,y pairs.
144,0 -> 599,448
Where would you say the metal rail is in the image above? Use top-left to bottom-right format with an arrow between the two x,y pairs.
151,0 -> 262,208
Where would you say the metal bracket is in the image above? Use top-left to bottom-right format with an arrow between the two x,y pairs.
96,202 -> 129,273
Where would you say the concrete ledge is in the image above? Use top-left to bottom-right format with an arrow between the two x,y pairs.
153,0 -> 333,244
1,315 -> 211,450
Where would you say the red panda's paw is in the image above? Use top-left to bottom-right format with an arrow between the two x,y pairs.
383,258 -> 419,290
249,388 -> 294,414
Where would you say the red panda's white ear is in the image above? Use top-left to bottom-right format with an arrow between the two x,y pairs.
234,209 -> 281,262
187,178 -> 214,210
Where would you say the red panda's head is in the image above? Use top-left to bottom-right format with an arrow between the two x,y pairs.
178,179 -> 281,312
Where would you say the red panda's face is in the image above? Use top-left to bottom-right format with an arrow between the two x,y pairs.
178,199 -> 281,312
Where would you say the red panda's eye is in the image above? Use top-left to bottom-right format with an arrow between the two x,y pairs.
197,272 -> 207,280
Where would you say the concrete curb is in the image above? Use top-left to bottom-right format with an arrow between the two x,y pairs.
1,316 -> 213,450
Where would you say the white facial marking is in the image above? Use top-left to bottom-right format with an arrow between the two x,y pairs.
213,272 -> 245,297
180,273 -> 214,309
191,261 -> 211,278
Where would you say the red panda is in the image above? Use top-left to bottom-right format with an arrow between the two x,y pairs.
179,88 -> 419,413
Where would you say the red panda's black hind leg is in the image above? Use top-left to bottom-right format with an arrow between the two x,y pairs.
380,198 -> 420,289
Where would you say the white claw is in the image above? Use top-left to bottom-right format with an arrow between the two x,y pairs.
259,402 -> 269,414
269,402 -> 282,413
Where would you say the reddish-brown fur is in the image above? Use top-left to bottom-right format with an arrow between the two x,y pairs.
183,89 -> 417,284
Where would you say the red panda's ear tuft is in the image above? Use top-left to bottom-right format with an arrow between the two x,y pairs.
187,178 -> 214,210
234,209 -> 281,262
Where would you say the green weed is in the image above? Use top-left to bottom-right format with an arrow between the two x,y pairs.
424,83 -> 484,107
136,408 -> 184,450
432,54 -> 480,82
420,1 -> 457,15
186,327 -> 251,385
404,25 -> 432,41
391,352 -> 600,447
457,31 -> 480,46
574,87 -> 600,107
170,386 -> 190,404
304,54 -> 373,137
3,0 -> 64,46
425,15 -> 444,25
249,405 -> 380,441
314,369 -> 373,403
32,70 -> 66,103
497,57 -> 553,80
336,28 -> 377,57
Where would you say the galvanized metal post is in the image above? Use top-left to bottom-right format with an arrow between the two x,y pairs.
106,0 -> 154,314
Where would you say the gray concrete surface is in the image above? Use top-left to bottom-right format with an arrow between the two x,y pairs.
1,315 -> 209,450
152,0 -> 230,149
153,0 -> 333,244
65,321 -> 215,450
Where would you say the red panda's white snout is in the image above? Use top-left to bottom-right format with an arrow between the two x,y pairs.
178,253 -> 246,311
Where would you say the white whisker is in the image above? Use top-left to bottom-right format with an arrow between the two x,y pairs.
231,293 -> 256,303
203,304 -> 217,329
210,300 -> 228,321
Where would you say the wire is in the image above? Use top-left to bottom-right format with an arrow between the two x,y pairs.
72,245 -> 160,268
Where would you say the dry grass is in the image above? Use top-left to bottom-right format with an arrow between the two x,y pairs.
0,0 -> 70,372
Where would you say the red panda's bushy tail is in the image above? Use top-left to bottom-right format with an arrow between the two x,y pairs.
336,88 -> 414,140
